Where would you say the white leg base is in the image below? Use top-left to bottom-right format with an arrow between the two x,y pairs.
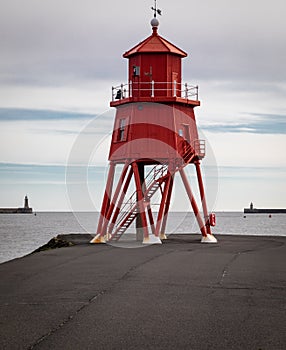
159,233 -> 167,240
143,235 -> 162,244
201,234 -> 218,243
90,234 -> 106,244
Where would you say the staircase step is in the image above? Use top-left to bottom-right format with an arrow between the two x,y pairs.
110,163 -> 170,241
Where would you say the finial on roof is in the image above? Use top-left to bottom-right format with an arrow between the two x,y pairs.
151,17 -> 159,28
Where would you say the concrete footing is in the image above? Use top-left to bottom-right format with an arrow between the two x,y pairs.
143,235 -> 162,244
201,234 -> 218,243
159,233 -> 168,240
90,234 -> 106,244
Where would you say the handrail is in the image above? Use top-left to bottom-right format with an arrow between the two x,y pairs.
112,81 -> 199,101
110,162 -> 169,238
193,139 -> 206,158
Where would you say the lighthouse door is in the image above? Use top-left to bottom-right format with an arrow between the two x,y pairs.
182,124 -> 190,143
182,124 -> 190,154
172,72 -> 178,97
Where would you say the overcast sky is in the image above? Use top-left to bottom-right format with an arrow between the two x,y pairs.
0,0 -> 285,211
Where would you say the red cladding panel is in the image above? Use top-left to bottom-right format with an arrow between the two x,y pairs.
109,103 -> 199,162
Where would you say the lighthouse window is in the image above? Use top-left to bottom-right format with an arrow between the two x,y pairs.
178,129 -> 183,137
118,118 -> 126,141
133,65 -> 140,76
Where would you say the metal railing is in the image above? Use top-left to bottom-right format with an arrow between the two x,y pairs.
193,139 -> 206,158
112,81 -> 199,101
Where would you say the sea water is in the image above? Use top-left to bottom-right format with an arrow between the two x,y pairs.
0,211 -> 285,264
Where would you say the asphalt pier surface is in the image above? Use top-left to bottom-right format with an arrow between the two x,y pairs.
0,234 -> 285,350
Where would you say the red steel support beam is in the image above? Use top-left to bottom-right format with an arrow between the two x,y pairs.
108,166 -> 133,234
179,168 -> 207,237
96,162 -> 115,235
146,203 -> 156,235
132,162 -> 149,238
155,174 -> 172,237
160,174 -> 174,235
195,161 -> 211,234
100,162 -> 129,236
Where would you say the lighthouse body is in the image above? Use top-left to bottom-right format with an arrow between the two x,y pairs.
91,18 -> 217,244
109,103 -> 201,162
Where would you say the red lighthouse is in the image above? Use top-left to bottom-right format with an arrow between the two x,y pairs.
91,6 -> 217,244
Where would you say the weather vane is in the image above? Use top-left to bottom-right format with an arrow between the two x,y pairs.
151,0 -> 162,18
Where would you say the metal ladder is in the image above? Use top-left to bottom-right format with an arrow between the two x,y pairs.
109,163 -> 169,241
182,143 -> 196,163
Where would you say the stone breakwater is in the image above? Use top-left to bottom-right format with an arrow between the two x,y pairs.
0,207 -> 33,214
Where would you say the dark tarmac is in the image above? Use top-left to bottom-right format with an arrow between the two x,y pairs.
0,234 -> 285,350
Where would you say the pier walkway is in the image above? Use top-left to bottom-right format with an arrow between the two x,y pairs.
0,234 -> 285,349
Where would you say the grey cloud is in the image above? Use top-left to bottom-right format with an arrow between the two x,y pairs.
1,0 -> 285,88
0,108 -> 95,121
31,128 -> 112,136
202,113 -> 286,134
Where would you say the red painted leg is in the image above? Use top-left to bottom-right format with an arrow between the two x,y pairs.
132,162 -> 149,239
100,162 -> 129,237
195,161 -> 211,235
146,204 -> 156,235
96,162 -> 115,235
109,166 -> 133,235
155,174 -> 172,237
179,168 -> 207,237
160,174 -> 174,238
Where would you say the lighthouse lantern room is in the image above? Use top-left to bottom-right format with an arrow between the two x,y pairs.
91,3 -> 217,244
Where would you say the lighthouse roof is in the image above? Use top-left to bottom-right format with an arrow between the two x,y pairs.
123,30 -> 187,58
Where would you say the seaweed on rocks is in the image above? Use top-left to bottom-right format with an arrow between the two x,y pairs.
32,236 -> 74,253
